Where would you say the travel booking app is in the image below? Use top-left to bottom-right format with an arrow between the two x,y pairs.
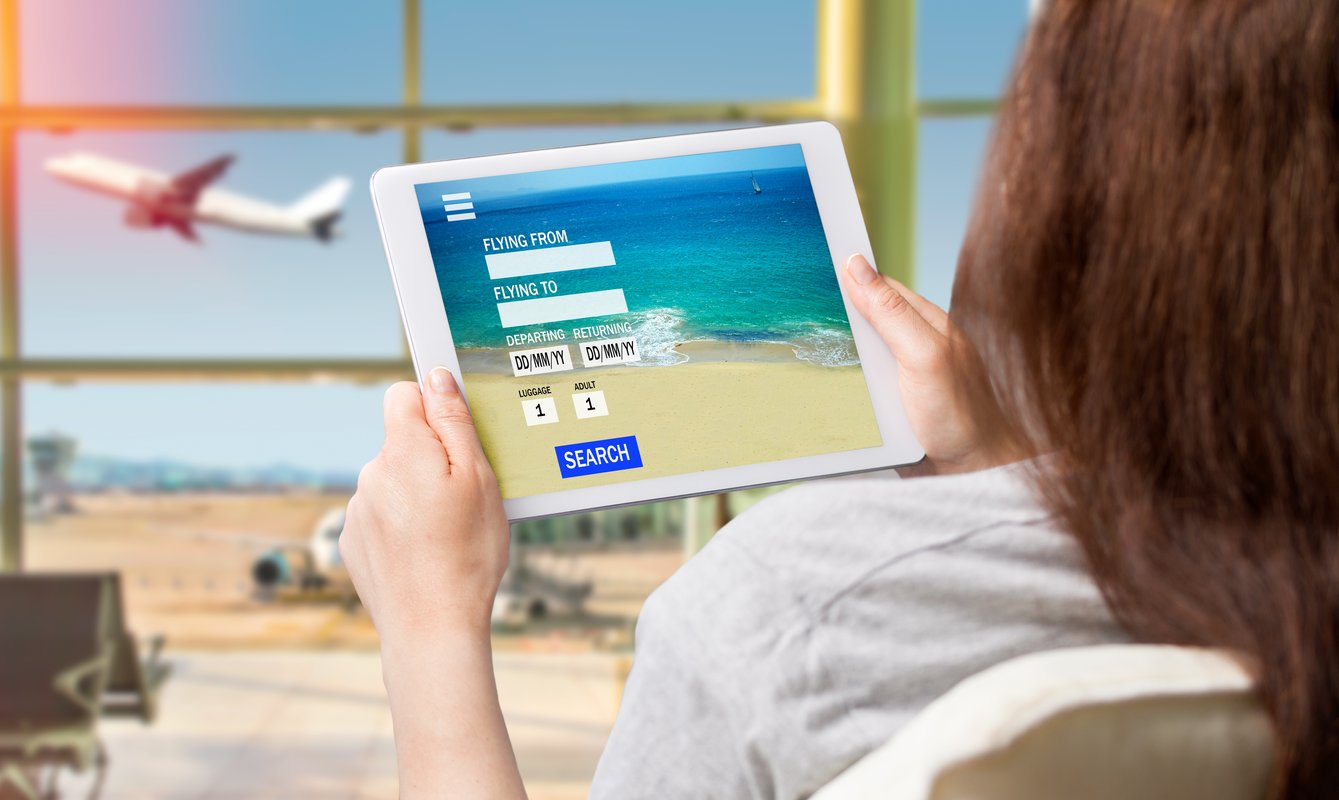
414,144 -> 882,499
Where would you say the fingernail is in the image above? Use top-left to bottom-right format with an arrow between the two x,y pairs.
845,254 -> 878,286
428,367 -> 457,394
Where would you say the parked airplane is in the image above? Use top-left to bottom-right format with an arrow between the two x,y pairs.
151,508 -> 350,599
45,151 -> 350,242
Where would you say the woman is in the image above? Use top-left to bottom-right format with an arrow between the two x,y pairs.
340,1 -> 1339,797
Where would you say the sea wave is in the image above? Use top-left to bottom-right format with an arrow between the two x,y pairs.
786,324 -> 862,367
624,307 -> 692,366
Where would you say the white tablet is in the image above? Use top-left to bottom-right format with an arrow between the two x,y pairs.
371,122 -> 922,520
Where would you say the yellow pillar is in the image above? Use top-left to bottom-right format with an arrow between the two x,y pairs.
818,0 -> 917,286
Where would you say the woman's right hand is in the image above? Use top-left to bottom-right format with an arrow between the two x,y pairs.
840,253 -> 1016,477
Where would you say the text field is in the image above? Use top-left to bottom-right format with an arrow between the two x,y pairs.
485,241 -> 616,280
497,289 -> 628,329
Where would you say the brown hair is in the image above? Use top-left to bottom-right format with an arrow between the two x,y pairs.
951,1 -> 1339,796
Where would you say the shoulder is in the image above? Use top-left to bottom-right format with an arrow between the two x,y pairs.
733,458 -> 1044,533
674,461 -> 1067,607
735,459 -> 1052,542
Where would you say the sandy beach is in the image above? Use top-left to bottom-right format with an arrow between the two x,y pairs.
465,344 -> 883,499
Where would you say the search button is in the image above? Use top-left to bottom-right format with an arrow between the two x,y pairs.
555,435 -> 643,479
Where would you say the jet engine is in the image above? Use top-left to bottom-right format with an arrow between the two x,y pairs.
251,549 -> 291,589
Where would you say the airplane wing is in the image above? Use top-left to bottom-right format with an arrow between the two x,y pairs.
171,154 -> 234,204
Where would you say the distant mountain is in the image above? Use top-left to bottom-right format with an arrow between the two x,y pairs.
61,454 -> 358,492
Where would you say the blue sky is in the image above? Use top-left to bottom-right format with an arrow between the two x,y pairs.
18,1 -> 1026,473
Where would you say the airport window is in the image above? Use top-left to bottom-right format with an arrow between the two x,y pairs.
420,0 -> 816,105
20,0 -> 402,105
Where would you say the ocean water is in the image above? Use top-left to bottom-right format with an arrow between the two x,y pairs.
422,163 -> 861,367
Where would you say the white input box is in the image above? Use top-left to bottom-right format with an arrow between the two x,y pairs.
485,241 -> 616,280
497,289 -> 628,329
509,345 -> 573,377
572,390 -> 609,419
522,397 -> 559,426
579,336 -> 641,367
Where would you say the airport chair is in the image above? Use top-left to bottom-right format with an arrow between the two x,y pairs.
98,575 -> 171,724
0,575 -> 113,799
0,573 -> 171,799
814,645 -> 1273,800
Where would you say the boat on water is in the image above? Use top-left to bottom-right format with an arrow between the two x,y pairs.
750,172 -> 762,194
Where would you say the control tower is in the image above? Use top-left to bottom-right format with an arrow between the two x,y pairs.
27,433 -> 77,515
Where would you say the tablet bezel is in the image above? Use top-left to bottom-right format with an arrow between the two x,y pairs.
371,121 -> 923,520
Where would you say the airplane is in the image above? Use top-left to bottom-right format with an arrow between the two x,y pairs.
44,151 -> 351,242
151,508 -> 351,600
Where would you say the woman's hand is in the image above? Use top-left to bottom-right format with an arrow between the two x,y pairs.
341,368 -> 526,799
341,368 -> 510,643
841,253 -> 1018,477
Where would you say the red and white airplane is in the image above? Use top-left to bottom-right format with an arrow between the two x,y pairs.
45,151 -> 350,242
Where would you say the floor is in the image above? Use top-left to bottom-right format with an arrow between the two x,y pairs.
59,650 -> 621,799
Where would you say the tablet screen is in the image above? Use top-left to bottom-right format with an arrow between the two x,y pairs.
414,143 -> 882,499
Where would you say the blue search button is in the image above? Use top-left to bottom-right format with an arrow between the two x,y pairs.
555,435 -> 644,479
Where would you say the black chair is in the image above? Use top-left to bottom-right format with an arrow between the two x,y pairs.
0,573 -> 170,799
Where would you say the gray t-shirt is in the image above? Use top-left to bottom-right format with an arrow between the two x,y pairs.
590,461 -> 1128,799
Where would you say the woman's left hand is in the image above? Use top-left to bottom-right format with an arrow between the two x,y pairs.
340,367 -> 510,645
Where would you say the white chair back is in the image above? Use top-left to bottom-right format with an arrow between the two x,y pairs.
814,645 -> 1274,800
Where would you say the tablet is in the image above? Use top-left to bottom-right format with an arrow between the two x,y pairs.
372,122 -> 922,520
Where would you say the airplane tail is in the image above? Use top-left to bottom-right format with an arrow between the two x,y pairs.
289,176 -> 351,241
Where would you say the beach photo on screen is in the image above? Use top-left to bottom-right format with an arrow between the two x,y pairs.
415,143 -> 882,498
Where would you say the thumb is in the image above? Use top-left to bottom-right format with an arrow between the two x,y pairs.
841,254 -> 945,374
421,367 -> 487,471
